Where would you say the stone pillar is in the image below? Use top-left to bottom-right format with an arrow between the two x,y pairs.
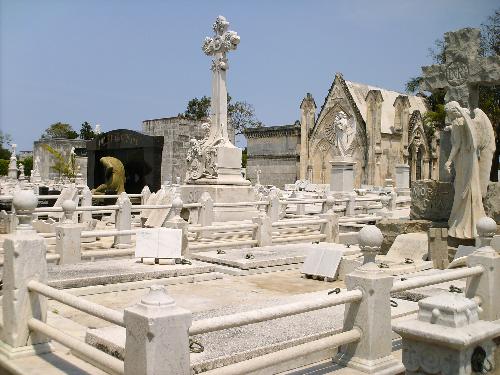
141,185 -> 151,206
379,194 -> 392,218
428,227 -> 449,269
389,191 -> 397,211
164,197 -> 189,256
266,190 -> 281,222
345,193 -> 356,217
295,192 -> 306,216
252,212 -> 272,247
321,195 -> 335,214
55,200 -> 83,265
124,285 -> 192,375
319,212 -> 339,243
330,158 -> 356,194
393,294 -> 500,375
335,225 -> 403,374
394,164 -> 410,195
466,217 -> 500,321
113,192 -> 132,249
299,93 -> 316,180
1,190 -> 51,357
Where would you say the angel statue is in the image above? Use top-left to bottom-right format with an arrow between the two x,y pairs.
444,101 -> 495,239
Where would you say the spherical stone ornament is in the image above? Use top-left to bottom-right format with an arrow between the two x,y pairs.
172,196 -> 183,210
325,195 -> 336,206
476,216 -> 497,237
141,285 -> 175,307
358,225 -> 384,249
12,189 -> 38,214
62,200 -> 77,215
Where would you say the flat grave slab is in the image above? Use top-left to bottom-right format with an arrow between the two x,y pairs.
47,258 -> 217,289
86,289 -> 417,374
191,243 -> 360,272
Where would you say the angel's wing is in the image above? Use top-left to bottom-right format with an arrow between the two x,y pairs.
473,108 -> 495,198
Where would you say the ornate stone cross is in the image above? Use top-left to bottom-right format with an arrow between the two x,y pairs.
421,28 -> 500,111
202,15 -> 240,146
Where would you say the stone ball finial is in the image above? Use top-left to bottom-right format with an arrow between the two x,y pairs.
477,216 -> 497,238
13,189 -> 38,215
358,225 -> 383,249
172,196 -> 183,210
62,200 -> 77,222
325,195 -> 336,206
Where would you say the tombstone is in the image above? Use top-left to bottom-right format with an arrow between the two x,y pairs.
87,129 -> 164,193
135,228 -> 182,261
410,180 -> 453,222
144,187 -> 174,228
301,247 -> 343,281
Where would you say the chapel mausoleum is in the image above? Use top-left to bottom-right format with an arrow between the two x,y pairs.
246,73 -> 440,188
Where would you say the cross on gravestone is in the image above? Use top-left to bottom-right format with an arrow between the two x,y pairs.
421,28 -> 500,111
202,15 -> 240,146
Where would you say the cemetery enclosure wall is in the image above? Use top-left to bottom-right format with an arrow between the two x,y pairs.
33,139 -> 87,180
245,125 -> 300,188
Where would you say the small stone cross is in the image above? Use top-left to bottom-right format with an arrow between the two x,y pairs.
421,28 -> 500,110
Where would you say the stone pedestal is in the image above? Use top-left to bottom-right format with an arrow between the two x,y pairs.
330,158 -> 356,194
8,157 -> 17,179
394,164 -> 410,196
393,294 -> 500,375
410,180 -> 453,222
180,184 -> 258,222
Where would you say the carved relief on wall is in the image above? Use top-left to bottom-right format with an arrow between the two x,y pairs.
323,111 -> 356,157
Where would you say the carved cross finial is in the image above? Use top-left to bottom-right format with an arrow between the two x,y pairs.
202,15 -> 240,58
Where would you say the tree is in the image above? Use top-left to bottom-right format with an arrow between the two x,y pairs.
41,144 -> 76,178
405,8 -> 499,180
181,94 -> 262,136
182,96 -> 211,120
22,156 -> 33,176
42,122 -> 78,139
80,121 -> 96,140
0,130 -> 12,160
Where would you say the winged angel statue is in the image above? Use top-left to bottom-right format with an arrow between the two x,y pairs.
444,101 -> 495,239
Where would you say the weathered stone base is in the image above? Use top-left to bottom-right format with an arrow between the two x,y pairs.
0,341 -> 54,359
180,184 -> 258,222
334,353 -> 404,375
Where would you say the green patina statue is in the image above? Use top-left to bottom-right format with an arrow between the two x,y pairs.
92,156 -> 126,195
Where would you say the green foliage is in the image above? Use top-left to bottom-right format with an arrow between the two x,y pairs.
0,130 -> 12,159
22,156 -> 33,176
481,9 -> 500,56
405,77 -> 423,94
0,160 -> 8,176
182,96 -> 211,120
42,122 -> 78,139
41,144 -> 76,178
80,121 -> 95,140
242,147 -> 248,168
181,94 -> 262,136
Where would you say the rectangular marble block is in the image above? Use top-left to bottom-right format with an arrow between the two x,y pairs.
301,248 -> 343,279
330,160 -> 355,193
135,228 -> 182,259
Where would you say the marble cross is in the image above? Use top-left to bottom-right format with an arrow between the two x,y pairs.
202,15 -> 240,146
421,28 -> 500,110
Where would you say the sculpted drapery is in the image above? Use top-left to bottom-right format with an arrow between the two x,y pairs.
445,101 -> 495,239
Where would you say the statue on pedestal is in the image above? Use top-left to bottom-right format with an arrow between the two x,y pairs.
445,101 -> 495,239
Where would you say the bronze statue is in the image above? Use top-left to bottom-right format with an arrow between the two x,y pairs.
92,156 -> 126,195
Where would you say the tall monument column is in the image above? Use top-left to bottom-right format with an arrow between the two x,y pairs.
181,16 -> 257,221
185,15 -> 249,186
299,93 -> 316,181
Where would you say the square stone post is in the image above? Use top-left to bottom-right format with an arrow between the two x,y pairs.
114,192 -> 132,248
0,190 -> 52,358
141,185 -> 151,206
124,286 -> 192,375
330,158 -> 356,194
252,212 -> 272,247
164,197 -> 189,256
428,227 -> 449,269
55,200 -> 83,265
394,164 -> 410,195
266,190 -> 281,223
466,217 -> 500,321
345,194 -> 356,217
319,212 -> 339,243
198,192 -> 214,239
335,226 -> 403,374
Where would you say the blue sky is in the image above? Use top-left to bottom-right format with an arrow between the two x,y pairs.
1,0 -> 498,150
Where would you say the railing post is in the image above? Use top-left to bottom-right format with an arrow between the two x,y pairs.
164,196 -> 189,256
389,191 -> 397,211
80,186 -> 92,224
55,200 -> 83,265
335,225 -> 403,373
252,212 -> 272,247
319,212 -> 339,243
114,192 -> 132,248
266,190 -> 281,223
321,195 -> 335,214
466,217 -> 500,321
1,190 -> 52,357
141,185 -> 151,206
345,194 -> 356,217
124,285 -> 192,375
198,192 -> 214,238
